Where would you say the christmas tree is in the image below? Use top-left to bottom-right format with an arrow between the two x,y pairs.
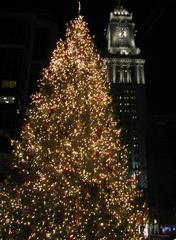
0,15 -> 147,240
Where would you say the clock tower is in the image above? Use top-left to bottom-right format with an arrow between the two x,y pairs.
107,0 -> 140,55
105,0 -> 147,187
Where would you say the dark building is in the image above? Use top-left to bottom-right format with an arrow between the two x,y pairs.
0,12 -> 58,179
146,115 -> 176,225
0,12 -> 57,140
105,0 -> 147,187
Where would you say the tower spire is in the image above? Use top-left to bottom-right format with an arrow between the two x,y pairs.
115,0 -> 124,8
113,0 -> 130,17
78,1 -> 81,15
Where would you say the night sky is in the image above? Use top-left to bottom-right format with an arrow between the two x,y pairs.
1,0 -> 175,115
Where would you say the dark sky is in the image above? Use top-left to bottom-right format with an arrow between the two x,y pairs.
1,0 -> 175,115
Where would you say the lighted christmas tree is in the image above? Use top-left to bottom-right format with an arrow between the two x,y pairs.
0,15 -> 147,240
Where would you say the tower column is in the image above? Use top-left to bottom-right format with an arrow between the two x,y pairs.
141,65 -> 145,84
120,67 -> 123,83
136,65 -> 140,84
113,63 -> 116,83
127,66 -> 131,83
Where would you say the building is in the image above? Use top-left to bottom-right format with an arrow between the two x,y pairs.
105,0 -> 147,187
0,12 -> 57,180
0,12 -> 57,140
146,115 -> 176,225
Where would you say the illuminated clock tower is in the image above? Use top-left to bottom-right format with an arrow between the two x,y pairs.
105,0 -> 147,187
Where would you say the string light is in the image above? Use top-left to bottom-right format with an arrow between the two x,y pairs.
0,16 -> 148,239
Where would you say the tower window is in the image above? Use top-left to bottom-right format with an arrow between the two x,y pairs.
0,96 -> 15,104
1,80 -> 16,88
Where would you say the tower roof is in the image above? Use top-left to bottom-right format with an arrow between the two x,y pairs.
107,0 -> 140,55
115,0 -> 124,8
114,0 -> 130,17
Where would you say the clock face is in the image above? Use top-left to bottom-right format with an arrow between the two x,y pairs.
110,25 -> 129,47
116,27 -> 128,38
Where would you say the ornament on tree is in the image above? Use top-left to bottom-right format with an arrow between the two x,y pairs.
75,212 -> 82,223
96,127 -> 102,138
136,214 -> 144,225
106,164 -> 113,173
98,94 -> 105,102
48,107 -> 57,118
49,107 -> 56,115
108,151 -> 113,158
84,187 -> 92,199
84,185 -> 99,200
22,123 -> 28,131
